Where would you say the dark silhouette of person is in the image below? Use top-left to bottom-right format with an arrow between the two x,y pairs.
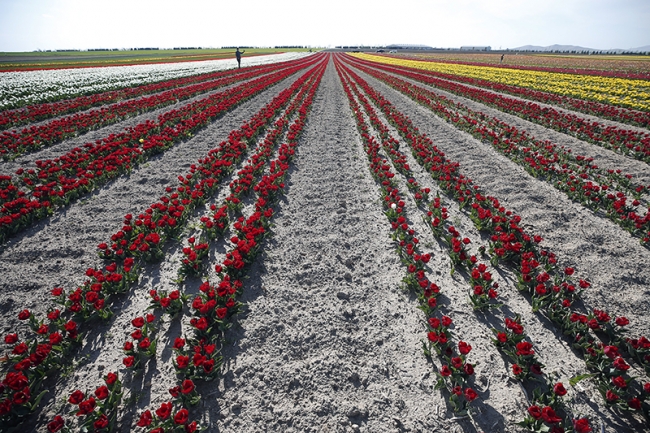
500,54 -> 504,64
236,48 -> 245,68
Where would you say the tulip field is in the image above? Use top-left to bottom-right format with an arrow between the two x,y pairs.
0,51 -> 650,432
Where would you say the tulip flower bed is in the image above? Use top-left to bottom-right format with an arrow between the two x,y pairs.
341,55 -> 650,246
351,54 -> 650,113
340,54 -> 650,428
0,53 -> 326,431
0,55 -> 318,159
347,55 -> 650,154
381,52 -> 650,80
0,55 -> 314,132
336,58 -> 482,415
335,56 -> 603,432
51,56 -> 326,433
0,52 -> 313,111
360,55 -> 650,129
0,55 -> 323,244
1,53 -> 650,433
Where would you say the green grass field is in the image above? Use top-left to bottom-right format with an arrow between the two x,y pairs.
0,48 -> 320,71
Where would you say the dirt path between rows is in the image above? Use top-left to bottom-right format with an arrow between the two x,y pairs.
207,57 -> 452,433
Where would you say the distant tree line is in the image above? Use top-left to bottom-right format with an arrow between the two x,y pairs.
336,46 -> 377,49
74,47 -> 160,51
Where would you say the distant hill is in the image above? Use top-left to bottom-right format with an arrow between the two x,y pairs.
512,44 -> 597,52
511,44 -> 649,53
631,45 -> 650,52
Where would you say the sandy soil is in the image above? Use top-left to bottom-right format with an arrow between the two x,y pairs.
1,55 -> 649,433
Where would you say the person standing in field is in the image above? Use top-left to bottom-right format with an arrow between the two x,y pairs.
236,48 -> 245,68
500,53 -> 504,64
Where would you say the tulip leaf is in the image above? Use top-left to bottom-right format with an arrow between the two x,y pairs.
569,373 -> 596,386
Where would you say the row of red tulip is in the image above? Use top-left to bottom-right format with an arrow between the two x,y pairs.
335,56 -> 481,415
0,55 -> 324,245
338,60 -> 500,311
53,59 -> 325,432
340,58 -> 597,433
339,54 -> 650,429
348,57 -> 650,198
343,56 -> 650,246
128,59 -> 325,433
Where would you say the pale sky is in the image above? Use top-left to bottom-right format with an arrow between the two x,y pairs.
0,0 -> 648,52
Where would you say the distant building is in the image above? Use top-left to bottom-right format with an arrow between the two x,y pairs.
460,46 -> 491,51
